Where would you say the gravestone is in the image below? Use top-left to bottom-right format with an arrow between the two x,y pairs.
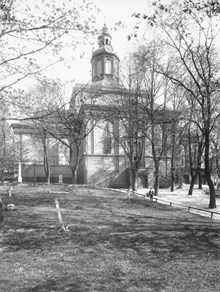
7,186 -> 12,196
18,162 -> 22,183
58,174 -> 63,184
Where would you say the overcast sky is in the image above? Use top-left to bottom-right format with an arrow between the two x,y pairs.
41,0 -> 148,96
92,0 -> 147,26
66,0 -> 147,84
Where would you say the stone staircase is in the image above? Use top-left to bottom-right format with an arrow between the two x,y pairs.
95,168 -> 130,189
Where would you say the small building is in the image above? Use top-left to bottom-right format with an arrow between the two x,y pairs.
10,122 -> 72,183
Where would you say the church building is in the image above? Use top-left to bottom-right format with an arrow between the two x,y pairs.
9,25 -> 185,188
73,24 -> 129,187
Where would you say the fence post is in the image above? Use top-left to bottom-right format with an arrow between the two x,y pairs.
55,199 -> 63,226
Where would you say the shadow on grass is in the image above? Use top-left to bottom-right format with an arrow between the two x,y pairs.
4,192 -> 220,261
2,186 -> 220,292
23,277 -> 91,292
3,187 -> 220,255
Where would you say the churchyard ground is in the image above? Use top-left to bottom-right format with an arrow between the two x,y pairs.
0,184 -> 220,291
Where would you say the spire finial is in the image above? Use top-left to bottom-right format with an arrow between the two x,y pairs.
102,23 -> 108,34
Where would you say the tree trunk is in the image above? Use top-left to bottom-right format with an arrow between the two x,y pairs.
69,147 -> 77,184
170,121 -> 177,192
129,167 -> 137,191
170,165 -> 175,192
197,139 -> 204,190
188,169 -> 197,196
207,172 -> 216,209
198,165 -> 202,190
154,164 -> 159,196
46,167 -> 51,185
71,167 -> 77,184
43,130 -> 50,185
187,126 -> 194,195
44,154 -> 50,185
204,130 -> 216,208
69,144 -> 82,185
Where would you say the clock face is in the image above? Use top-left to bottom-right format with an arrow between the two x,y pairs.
105,45 -> 113,53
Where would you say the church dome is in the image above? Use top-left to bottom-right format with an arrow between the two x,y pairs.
91,24 -> 120,83
92,47 -> 108,57
92,47 -> 116,58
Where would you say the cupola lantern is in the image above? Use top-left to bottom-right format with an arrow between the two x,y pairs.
91,24 -> 120,83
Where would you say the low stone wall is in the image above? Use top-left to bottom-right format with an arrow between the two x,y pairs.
21,164 -> 72,183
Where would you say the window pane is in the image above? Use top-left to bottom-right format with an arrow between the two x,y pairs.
105,60 -> 112,74
97,60 -> 102,76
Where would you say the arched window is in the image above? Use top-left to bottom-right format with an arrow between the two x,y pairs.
97,60 -> 102,76
105,59 -> 112,74
103,122 -> 112,154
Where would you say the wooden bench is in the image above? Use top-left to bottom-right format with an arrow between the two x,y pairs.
202,188 -> 220,197
216,190 -> 220,197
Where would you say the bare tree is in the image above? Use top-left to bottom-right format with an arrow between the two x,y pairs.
0,120 -> 20,182
0,1 -> 99,183
0,0 -> 98,109
168,87 -> 187,192
135,0 -> 220,208
33,125 -> 51,185
132,41 -> 182,195
37,84 -> 98,184
97,67 -> 146,191
100,50 -> 172,193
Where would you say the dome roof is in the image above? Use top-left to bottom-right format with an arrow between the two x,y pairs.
92,47 -> 114,58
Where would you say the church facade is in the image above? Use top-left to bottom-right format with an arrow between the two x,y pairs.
9,25 -> 128,185
9,25 -> 189,187
73,24 -> 129,186
72,25 -> 192,188
72,25 -> 166,188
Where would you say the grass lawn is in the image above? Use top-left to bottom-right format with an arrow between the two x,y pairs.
1,184 -> 220,291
